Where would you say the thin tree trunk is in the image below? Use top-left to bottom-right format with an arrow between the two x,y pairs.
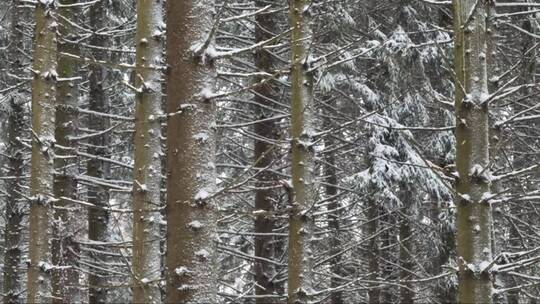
325,135 -> 343,304
253,1 -> 280,302
3,1 -> 26,302
52,1 -> 80,302
131,0 -> 164,302
367,200 -> 380,304
165,1 -> 218,303
87,3 -> 111,302
27,0 -> 58,302
287,0 -> 315,302
399,206 -> 414,304
453,0 -> 494,302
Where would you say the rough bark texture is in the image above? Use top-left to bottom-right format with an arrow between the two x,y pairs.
165,1 -> 218,303
253,1 -> 280,302
3,1 -> 26,302
52,1 -> 80,302
132,0 -> 164,302
453,0 -> 494,302
87,3 -> 111,303
27,1 -> 58,302
287,1 -> 315,302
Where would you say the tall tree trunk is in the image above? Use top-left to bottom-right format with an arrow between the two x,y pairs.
325,135 -> 343,304
3,1 -> 26,302
453,0 -> 494,302
132,0 -> 164,302
287,0 -> 315,302
27,0 -> 58,302
164,0 -> 218,303
399,205 -> 414,304
87,3 -> 111,303
52,1 -> 80,302
253,1 -> 280,302
367,199 -> 380,304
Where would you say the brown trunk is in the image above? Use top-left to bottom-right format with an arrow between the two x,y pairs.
253,1 -> 280,302
165,1 -> 218,303
52,1 -> 81,302
87,3 -> 111,303
131,0 -> 164,302
325,134 -> 343,304
453,0 -> 494,302
27,1 -> 58,302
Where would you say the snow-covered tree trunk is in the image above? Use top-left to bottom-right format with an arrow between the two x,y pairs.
453,0 -> 494,302
87,2 -> 111,303
399,197 -> 414,304
131,0 -> 163,302
324,132 -> 343,304
367,199 -> 380,304
287,0 -> 315,302
52,0 -> 80,302
3,2 -> 26,302
164,0 -> 218,303
253,1 -> 280,302
27,0 -> 58,302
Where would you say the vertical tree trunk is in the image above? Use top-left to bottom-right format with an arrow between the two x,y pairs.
165,1 -> 218,303
52,1 -> 80,302
27,1 -> 58,302
3,1 -> 26,302
453,0 -> 494,302
253,1 -> 280,302
325,136 -> 343,304
132,0 -> 164,302
87,3 -> 111,303
287,0 -> 315,303
367,200 -> 380,304
399,205 -> 414,304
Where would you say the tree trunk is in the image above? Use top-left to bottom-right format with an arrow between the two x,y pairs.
52,1 -> 81,302
287,0 -> 315,302
165,0 -> 218,303
27,0 -> 58,302
453,0 -> 494,302
325,136 -> 343,304
132,0 -> 164,302
399,206 -> 414,304
367,200 -> 380,304
3,1 -> 26,302
253,1 -> 280,302
87,2 -> 111,303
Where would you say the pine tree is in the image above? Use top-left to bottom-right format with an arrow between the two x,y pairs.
164,1 -> 218,302
453,0 -> 494,302
287,0 -> 316,302
27,0 -> 58,301
131,0 -> 164,302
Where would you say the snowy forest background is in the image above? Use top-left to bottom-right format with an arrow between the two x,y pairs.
0,0 -> 539,303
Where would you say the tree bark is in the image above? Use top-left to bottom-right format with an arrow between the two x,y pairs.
367,200 -> 380,304
52,1 -> 81,302
87,3 -> 111,303
253,1 -> 280,302
399,206 -> 414,304
132,0 -> 164,302
453,0 -> 494,302
27,0 -> 58,302
287,0 -> 315,303
325,135 -> 343,304
3,1 -> 26,302
165,1 -> 218,303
